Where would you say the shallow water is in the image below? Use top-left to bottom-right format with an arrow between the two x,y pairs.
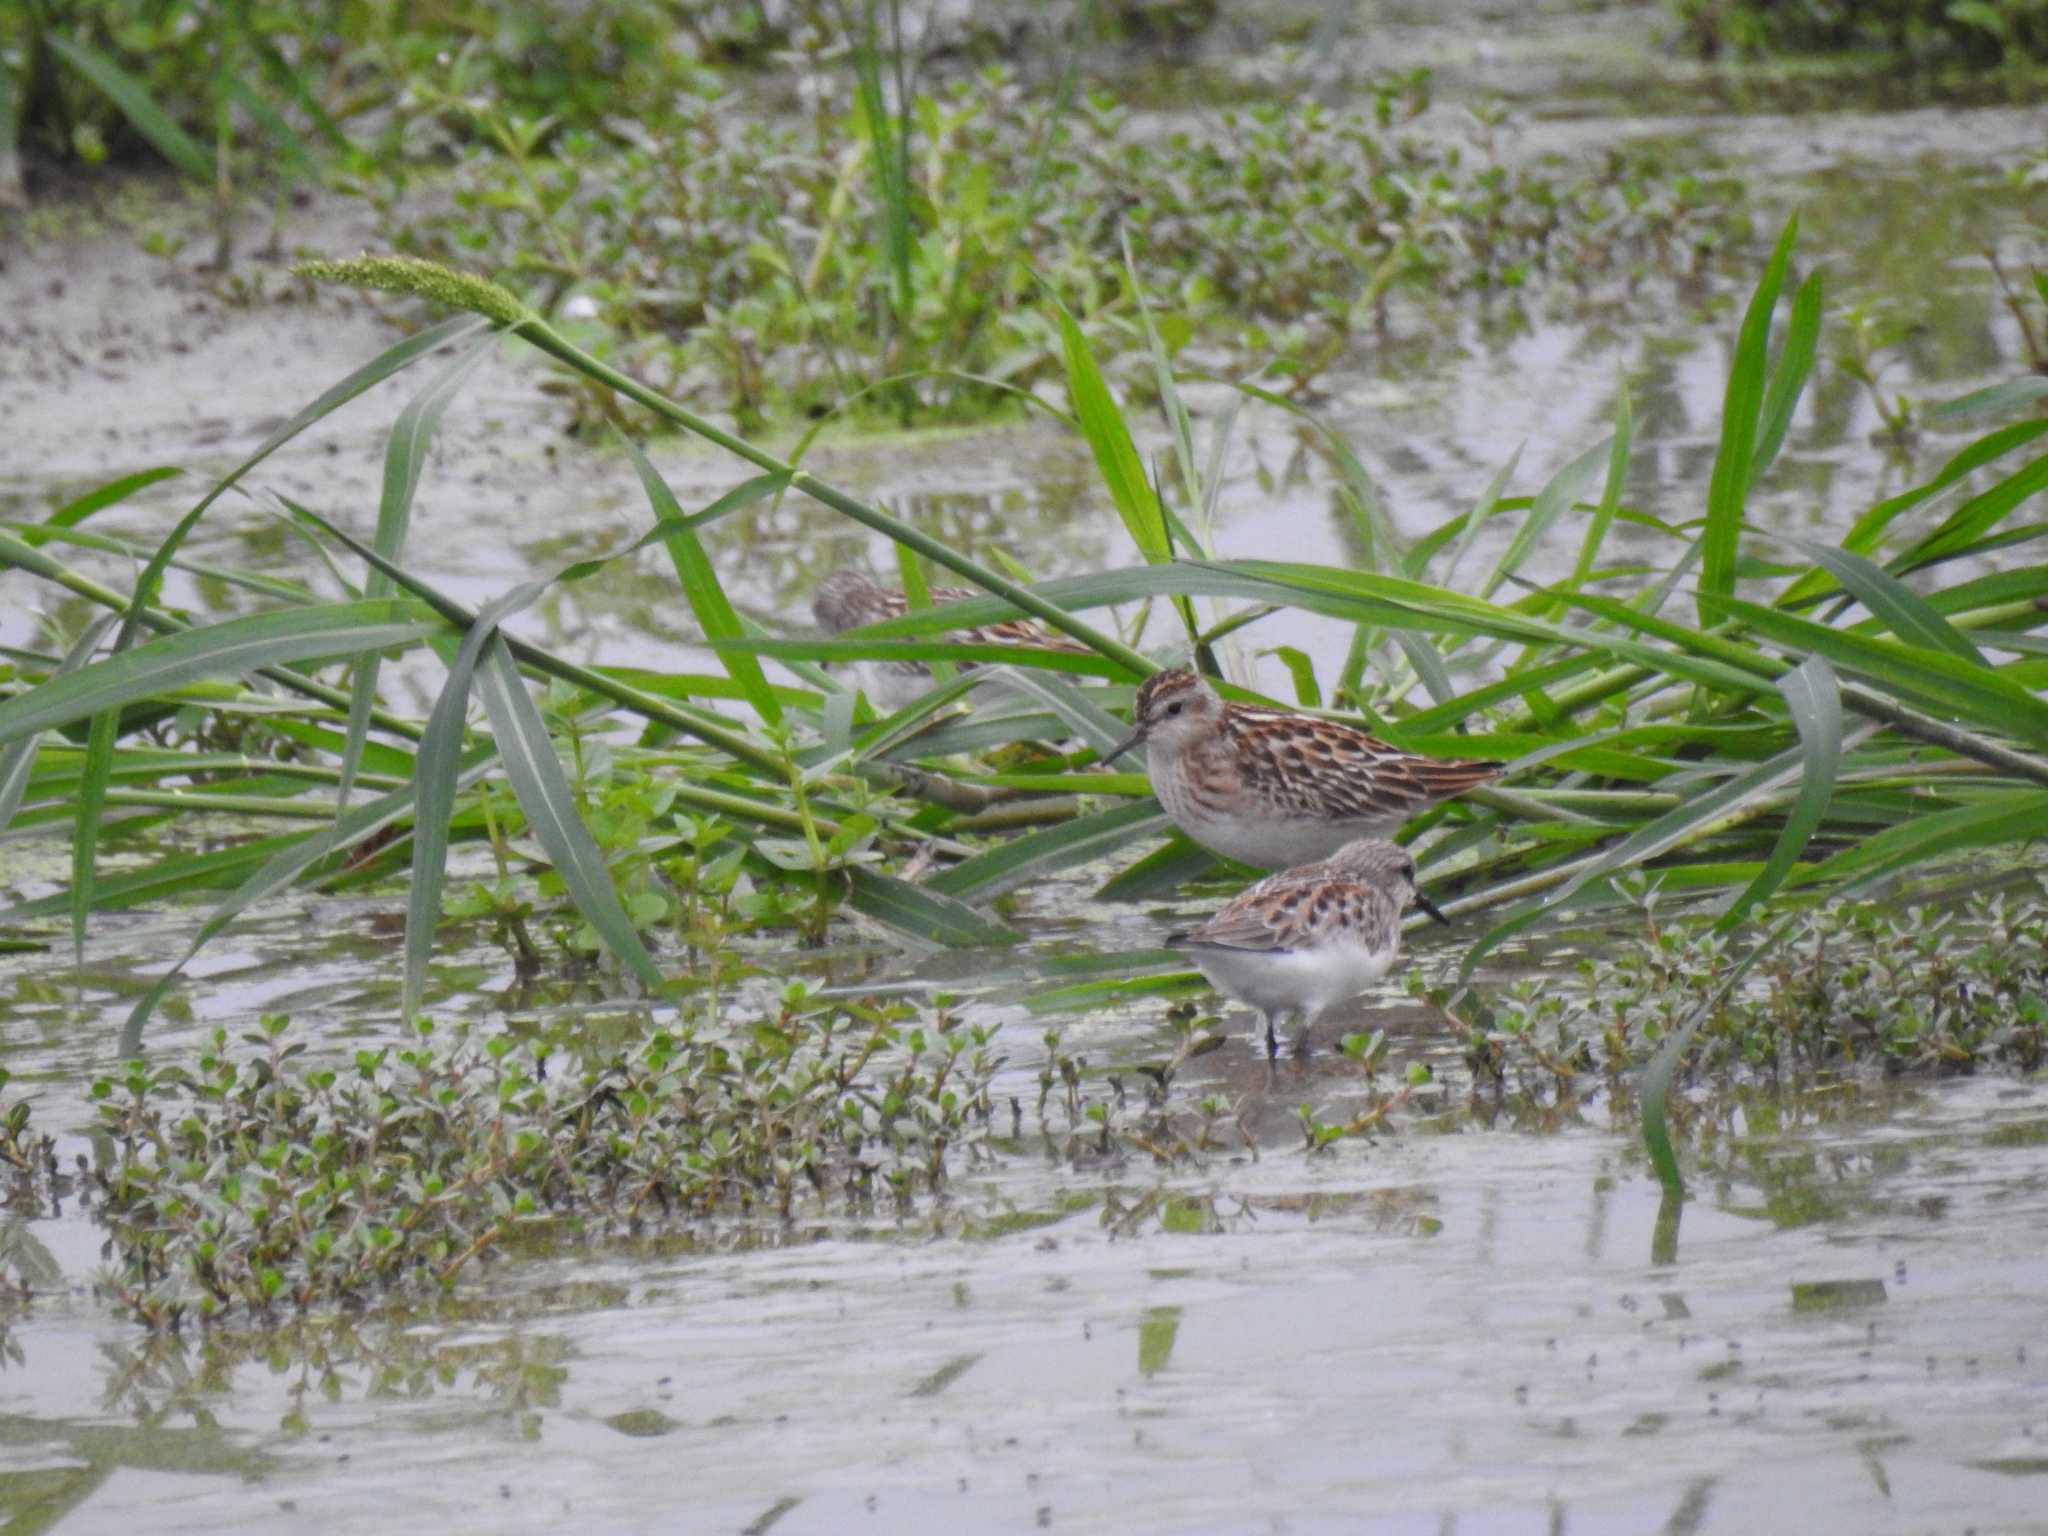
3,2 -> 2047,1531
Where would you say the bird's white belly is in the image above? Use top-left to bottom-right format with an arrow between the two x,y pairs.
1188,940 -> 1397,1022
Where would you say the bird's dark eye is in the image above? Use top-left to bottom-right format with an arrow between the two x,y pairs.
1165,701 -> 1183,718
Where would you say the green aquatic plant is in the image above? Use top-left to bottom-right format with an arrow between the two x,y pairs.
1460,875 -> 2048,1099
1670,0 -> 2048,66
388,64 -> 1744,427
73,997 -> 998,1326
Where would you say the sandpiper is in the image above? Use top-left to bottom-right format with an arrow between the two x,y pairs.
810,566 -> 1085,711
1102,668 -> 1501,869
1168,836 -> 1446,1059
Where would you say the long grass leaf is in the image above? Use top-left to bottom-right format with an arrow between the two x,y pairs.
474,641 -> 663,988
844,869 -> 1019,946
0,601 -> 443,747
342,334 -> 496,808
1780,536 -> 1983,662
1700,214 -> 1798,623
1705,597 -> 2048,749
1715,656 -> 1843,929
931,800 -> 1168,901
1571,384 -> 1632,589
1442,443 -> 1522,587
1752,268 -> 1822,480
405,581 -> 546,1024
1482,436 -> 1608,601
1092,835 -> 1220,900
1057,301 -> 1170,564
1802,787 -> 2048,890
626,442 -> 783,726
0,616 -> 115,840
33,467 -> 184,542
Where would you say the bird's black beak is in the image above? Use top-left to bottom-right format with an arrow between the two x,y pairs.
1100,723 -> 1147,766
1413,889 -> 1451,926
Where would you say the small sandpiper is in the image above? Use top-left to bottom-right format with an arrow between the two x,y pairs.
810,566 -> 1086,711
1103,668 -> 1501,869
1168,836 -> 1446,1059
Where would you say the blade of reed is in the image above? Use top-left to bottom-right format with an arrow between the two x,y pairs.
1700,214 -> 1798,625
474,640 -> 664,989
1780,536 -> 1983,662
844,868 -> 1020,946
1442,443 -> 1523,588
405,580 -> 546,1025
977,666 -> 1136,760
1803,786 -> 2048,891
1714,655 -> 1843,931
1482,435 -> 1609,601
30,466 -> 183,543
1461,739 -> 1817,973
627,442 -> 783,725
1057,300 -> 1172,566
0,615 -> 116,839
1704,597 -> 2048,749
723,637 -> 1122,680
931,800 -> 1169,901
1570,383 -> 1633,589
1752,267 -> 1823,481
1093,834 -> 1220,900
341,333 -> 496,808
895,542 -> 954,690
0,601 -> 445,746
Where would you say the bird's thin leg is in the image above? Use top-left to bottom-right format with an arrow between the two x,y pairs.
1262,1012 -> 1280,1061
1291,1007 -> 1319,1060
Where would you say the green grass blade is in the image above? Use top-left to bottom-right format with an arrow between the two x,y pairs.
1057,300 -> 1170,565
1715,656 -> 1843,930
1753,268 -> 1822,481
1442,443 -> 1522,586
1900,448 -> 2048,570
626,441 -> 783,726
1705,596 -> 2048,749
0,600 -> 443,747
931,800 -> 1168,901
1482,435 -> 1608,601
1571,383 -> 1633,588
844,869 -> 1020,946
976,666 -> 1135,760
0,616 -> 115,840
1803,787 -> 2048,891
1463,740 -> 1815,973
1700,214 -> 1798,624
406,581 -> 545,1025
72,702 -> 117,961
32,467 -> 183,543
1780,536 -> 1983,662
474,640 -> 663,989
1092,834 -> 1220,900
43,34 -> 210,182
342,334 -> 495,808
